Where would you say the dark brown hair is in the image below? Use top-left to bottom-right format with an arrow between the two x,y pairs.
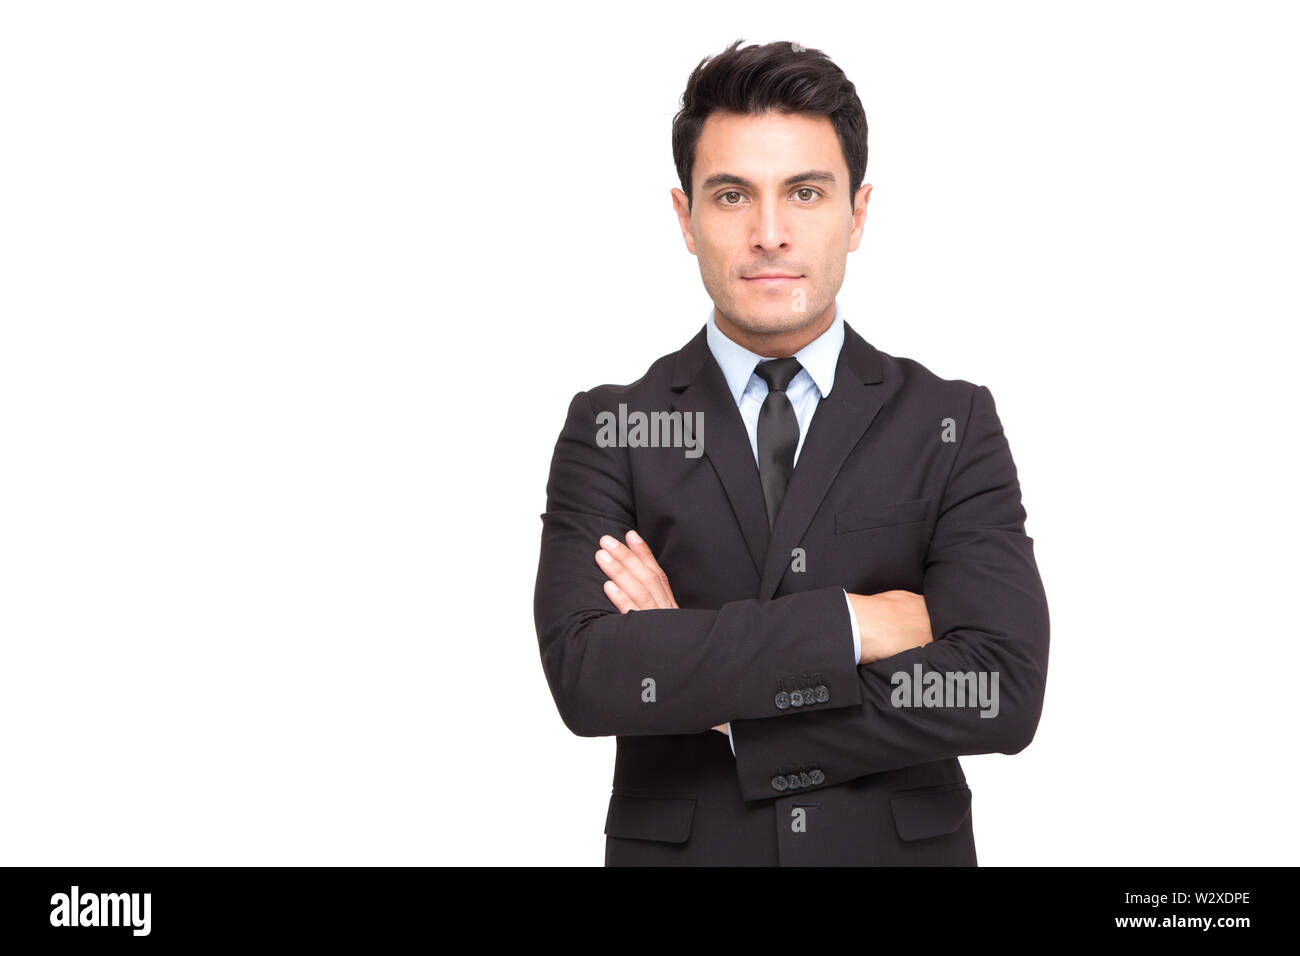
672,39 -> 868,213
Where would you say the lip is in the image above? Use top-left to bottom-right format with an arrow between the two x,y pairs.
743,274 -> 802,284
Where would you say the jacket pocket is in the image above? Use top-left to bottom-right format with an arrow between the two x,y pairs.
834,497 -> 931,534
604,793 -> 696,844
889,782 -> 971,842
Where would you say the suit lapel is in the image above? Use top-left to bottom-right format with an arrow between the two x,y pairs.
669,326 -> 770,578
668,320 -> 895,596
757,321 -> 893,601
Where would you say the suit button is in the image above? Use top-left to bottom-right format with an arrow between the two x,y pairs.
789,690 -> 805,708
774,691 -> 790,710
802,686 -> 816,705
814,684 -> 829,703
798,771 -> 813,788
771,775 -> 789,792
785,773 -> 802,790
809,769 -> 825,785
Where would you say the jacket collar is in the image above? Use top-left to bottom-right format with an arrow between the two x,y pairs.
670,315 -> 892,598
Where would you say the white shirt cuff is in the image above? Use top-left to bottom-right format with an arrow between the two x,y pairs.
844,589 -> 861,665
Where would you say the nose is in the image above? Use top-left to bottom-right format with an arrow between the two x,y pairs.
749,197 -> 792,254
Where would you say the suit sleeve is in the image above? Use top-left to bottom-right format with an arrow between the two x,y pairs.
731,590 -> 859,758
728,384 -> 1050,801
534,390 -> 863,738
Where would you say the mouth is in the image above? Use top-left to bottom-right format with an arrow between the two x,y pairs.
742,273 -> 803,285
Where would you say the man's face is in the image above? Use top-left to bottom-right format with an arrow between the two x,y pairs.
672,109 -> 870,351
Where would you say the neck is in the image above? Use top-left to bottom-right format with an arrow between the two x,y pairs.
713,301 -> 837,357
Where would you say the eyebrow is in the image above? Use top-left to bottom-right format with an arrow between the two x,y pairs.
699,169 -> 838,192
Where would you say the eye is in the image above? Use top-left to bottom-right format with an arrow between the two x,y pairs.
794,187 -> 820,202
720,191 -> 744,205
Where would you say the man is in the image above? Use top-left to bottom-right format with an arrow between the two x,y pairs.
533,39 -> 1049,866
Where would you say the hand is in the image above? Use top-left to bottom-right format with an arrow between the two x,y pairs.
594,533 -> 724,738
594,530 -> 679,613
848,590 -> 933,664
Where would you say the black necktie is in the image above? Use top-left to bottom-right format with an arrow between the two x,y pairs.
754,356 -> 803,530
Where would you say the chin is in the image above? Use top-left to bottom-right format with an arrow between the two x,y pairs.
733,313 -> 810,336
742,302 -> 820,331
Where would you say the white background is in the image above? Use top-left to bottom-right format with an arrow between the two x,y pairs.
2,1 -> 1296,866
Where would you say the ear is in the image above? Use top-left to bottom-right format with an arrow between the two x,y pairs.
671,187 -> 698,255
847,183 -> 873,252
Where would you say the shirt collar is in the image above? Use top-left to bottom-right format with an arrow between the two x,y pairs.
705,303 -> 845,405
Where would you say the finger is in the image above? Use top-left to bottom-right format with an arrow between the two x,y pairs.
624,529 -> 666,577
602,579 -> 636,614
595,548 -> 655,608
624,530 -> 677,605
600,534 -> 669,606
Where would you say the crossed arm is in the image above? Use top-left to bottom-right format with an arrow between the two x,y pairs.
592,528 -> 935,736
535,385 -> 1049,800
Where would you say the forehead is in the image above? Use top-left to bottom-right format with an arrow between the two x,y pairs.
693,110 -> 844,185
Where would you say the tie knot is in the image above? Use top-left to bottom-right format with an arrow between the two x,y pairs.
754,356 -> 803,393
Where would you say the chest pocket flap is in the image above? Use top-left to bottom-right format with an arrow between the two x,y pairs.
835,497 -> 931,534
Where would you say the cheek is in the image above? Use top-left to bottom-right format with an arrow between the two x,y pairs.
810,233 -> 847,279
696,236 -> 733,277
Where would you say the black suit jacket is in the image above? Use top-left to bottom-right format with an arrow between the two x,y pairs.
533,320 -> 1049,865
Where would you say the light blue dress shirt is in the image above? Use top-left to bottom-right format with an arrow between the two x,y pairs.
704,303 -> 863,754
